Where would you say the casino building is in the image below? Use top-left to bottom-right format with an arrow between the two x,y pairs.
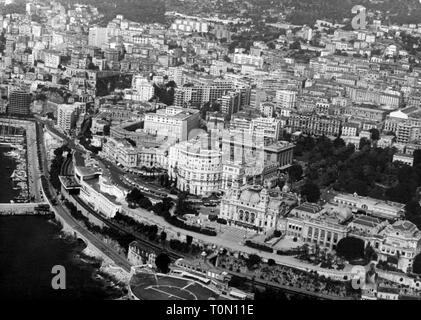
285,202 -> 352,249
219,180 -> 298,232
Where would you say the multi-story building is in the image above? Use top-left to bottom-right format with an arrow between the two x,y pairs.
250,117 -> 281,140
101,137 -> 138,168
260,102 -> 275,118
128,241 -> 156,266
124,76 -> 155,102
276,89 -> 297,112
174,81 -> 236,108
220,91 -> 240,116
143,106 -> 200,142
43,49 -> 62,69
57,103 -> 86,134
168,134 -> 222,196
88,26 -> 108,48
221,129 -> 294,189
230,116 -> 281,140
393,153 -> 414,166
347,87 -> 402,109
233,53 -> 264,69
288,114 -> 342,136
170,18 -> 209,33
8,90 -> 31,115
384,109 -> 421,144
345,104 -> 388,122
341,122 -> 359,137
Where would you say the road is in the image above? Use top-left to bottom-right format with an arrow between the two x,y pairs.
72,194 -> 181,261
36,121 -> 132,272
54,198 -> 132,272
123,204 -> 356,277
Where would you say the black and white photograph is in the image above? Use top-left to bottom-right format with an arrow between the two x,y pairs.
0,0 -> 421,311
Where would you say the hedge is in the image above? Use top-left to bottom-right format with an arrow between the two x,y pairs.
244,240 -> 273,253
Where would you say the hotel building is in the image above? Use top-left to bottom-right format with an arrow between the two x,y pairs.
143,106 -> 200,142
168,134 -> 222,196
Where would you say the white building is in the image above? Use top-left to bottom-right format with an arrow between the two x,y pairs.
74,166 -> 125,219
378,220 -> 421,273
88,26 -> 109,48
101,137 -> 138,168
131,75 -> 155,101
233,53 -> 264,68
168,134 -> 222,196
143,106 -> 200,141
220,183 -> 298,232
57,103 -> 86,134
393,153 -> 414,166
276,90 -> 297,109
43,50 -> 61,69
332,193 -> 405,220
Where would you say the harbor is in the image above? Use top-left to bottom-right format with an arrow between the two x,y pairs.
3,144 -> 30,203
0,140 -> 126,300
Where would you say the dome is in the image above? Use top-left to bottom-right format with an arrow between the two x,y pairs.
336,206 -> 352,221
240,189 -> 261,204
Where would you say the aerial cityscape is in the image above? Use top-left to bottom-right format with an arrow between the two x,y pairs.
2,0 -> 421,304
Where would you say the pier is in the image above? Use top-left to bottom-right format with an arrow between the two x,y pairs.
0,202 -> 50,216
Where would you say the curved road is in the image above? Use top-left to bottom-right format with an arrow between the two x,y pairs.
37,121 -> 132,272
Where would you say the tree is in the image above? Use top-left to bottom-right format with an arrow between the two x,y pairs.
300,182 -> 320,203
246,254 -> 261,270
336,237 -> 365,261
267,259 -> 276,266
369,128 -> 380,141
359,137 -> 371,150
138,197 -> 153,209
413,149 -> 421,166
186,235 -> 193,246
155,253 -> 171,274
289,40 -> 301,50
364,243 -> 378,262
160,231 -> 167,243
126,188 -> 145,206
405,200 -> 421,230
413,254 -> 421,274
333,137 -> 345,149
288,164 -> 303,182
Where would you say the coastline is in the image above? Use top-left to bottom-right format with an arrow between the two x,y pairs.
0,143 -> 127,300
82,245 -> 131,290
51,216 -> 130,299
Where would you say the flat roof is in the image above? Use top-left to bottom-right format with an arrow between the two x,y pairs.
59,176 -> 81,189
